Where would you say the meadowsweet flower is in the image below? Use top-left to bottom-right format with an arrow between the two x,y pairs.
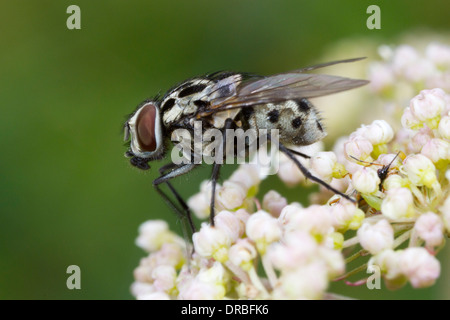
399,247 -> 441,288
228,239 -> 257,271
344,137 -> 373,162
214,210 -> 245,242
414,212 -> 444,249
402,154 -> 438,188
421,138 -> 450,167
381,187 -> 415,219
310,151 -> 346,183
286,205 -> 333,242
357,220 -> 394,255
329,199 -> 364,232
351,166 -> 381,194
136,220 -> 183,252
409,88 -> 446,129
193,222 -> 232,262
246,210 -> 281,254
409,127 -> 433,153
216,181 -> 247,210
438,115 -> 450,139
262,190 -> 287,217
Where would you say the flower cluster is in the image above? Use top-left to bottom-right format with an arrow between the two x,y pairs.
131,43 -> 450,299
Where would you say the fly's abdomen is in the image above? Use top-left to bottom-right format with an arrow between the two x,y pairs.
246,99 -> 327,146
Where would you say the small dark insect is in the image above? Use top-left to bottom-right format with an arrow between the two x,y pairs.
124,58 -> 369,237
350,151 -> 401,191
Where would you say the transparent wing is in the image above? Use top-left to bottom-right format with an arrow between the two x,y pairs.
201,58 -> 368,115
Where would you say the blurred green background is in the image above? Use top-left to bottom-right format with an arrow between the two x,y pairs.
1,0 -> 449,299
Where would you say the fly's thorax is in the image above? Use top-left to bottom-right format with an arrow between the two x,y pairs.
244,98 -> 327,146
160,73 -> 244,129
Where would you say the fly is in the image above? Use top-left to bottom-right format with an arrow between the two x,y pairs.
124,57 -> 369,236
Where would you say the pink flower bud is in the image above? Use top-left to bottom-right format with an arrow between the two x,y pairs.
268,231 -> 318,270
344,137 -> 373,161
152,265 -> 176,293
193,223 -> 232,261
246,210 -> 282,253
441,196 -> 450,233
421,138 -> 450,164
278,203 -> 303,228
381,187 -> 415,219
414,212 -> 444,248
426,42 -> 450,68
216,181 -> 246,210
401,107 -> 422,130
262,190 -> 288,217
351,166 -> 381,194
179,279 -> 225,300
137,291 -> 171,300
403,154 -> 437,188
363,120 -> 394,145
287,205 -> 333,241
214,210 -> 244,242
408,127 -> 433,153
392,45 -> 420,75
310,151 -> 341,183
369,62 -> 395,92
357,219 -> 394,254
136,220 -> 181,252
410,88 -> 446,122
329,199 -> 364,231
399,247 -> 441,288
228,239 -> 257,270
439,115 -> 450,139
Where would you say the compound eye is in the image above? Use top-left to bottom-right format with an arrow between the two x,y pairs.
136,103 -> 158,152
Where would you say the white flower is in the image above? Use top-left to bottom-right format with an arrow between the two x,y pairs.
152,265 -> 176,293
272,261 -> 329,300
369,62 -> 395,92
178,279 -> 225,300
401,107 -> 422,130
402,154 -> 438,188
381,187 -> 415,219
351,166 -> 381,194
286,205 -> 333,242
246,210 -> 282,254
136,220 -> 181,252
329,199 -> 364,231
216,181 -> 246,210
409,127 -> 433,153
421,138 -> 450,164
228,239 -> 257,271
310,151 -> 345,183
440,196 -> 450,233
399,247 -> 441,288
357,219 -> 394,255
344,137 -> 373,161
193,223 -> 232,262
214,210 -> 244,242
414,212 -> 444,248
359,120 -> 394,145
268,231 -> 318,270
438,115 -> 450,139
426,42 -> 450,68
409,88 -> 446,128
137,291 -> 171,300
262,190 -> 287,217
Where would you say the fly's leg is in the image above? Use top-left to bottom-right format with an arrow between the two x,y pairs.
153,163 -> 198,238
209,118 -> 235,226
267,134 -> 356,203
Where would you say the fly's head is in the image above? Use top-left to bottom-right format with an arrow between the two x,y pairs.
124,100 -> 165,170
